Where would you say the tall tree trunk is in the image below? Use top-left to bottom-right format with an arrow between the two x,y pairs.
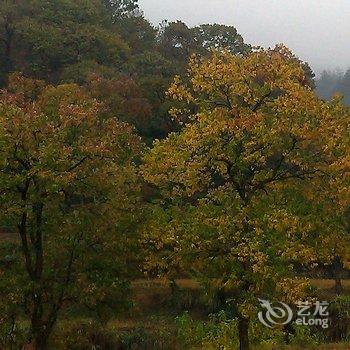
238,316 -> 250,350
31,202 -> 47,349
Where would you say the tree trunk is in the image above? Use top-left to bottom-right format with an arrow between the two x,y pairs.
333,256 -> 343,295
33,331 -> 49,350
238,317 -> 250,350
334,278 -> 343,295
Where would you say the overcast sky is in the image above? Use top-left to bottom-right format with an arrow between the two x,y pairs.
138,0 -> 350,75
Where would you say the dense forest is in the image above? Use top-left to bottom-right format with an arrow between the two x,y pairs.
0,1 -> 349,350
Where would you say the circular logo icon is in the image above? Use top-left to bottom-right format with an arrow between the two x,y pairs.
258,299 -> 293,328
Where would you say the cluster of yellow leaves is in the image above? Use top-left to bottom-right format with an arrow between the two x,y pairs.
142,46 -> 349,312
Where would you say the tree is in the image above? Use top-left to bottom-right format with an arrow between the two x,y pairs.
316,69 -> 344,100
336,68 -> 350,105
115,16 -> 157,54
104,0 -> 140,19
315,68 -> 350,105
152,22 -> 251,139
0,0 -> 130,85
0,0 -> 31,85
125,51 -> 181,139
88,74 -> 153,137
0,74 -> 142,349
157,21 -> 199,64
271,44 -> 316,89
158,21 -> 251,65
303,95 -> 350,293
193,23 -> 251,55
142,47 -> 349,350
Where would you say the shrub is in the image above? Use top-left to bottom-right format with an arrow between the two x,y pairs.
176,311 -> 239,349
322,296 -> 350,342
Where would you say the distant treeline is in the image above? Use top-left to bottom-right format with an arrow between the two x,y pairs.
316,69 -> 350,104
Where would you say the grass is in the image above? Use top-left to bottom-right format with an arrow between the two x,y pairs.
310,279 -> 350,299
280,345 -> 350,350
0,230 -> 17,241
310,278 -> 350,290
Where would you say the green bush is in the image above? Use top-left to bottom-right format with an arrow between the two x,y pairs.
176,311 -> 239,349
322,296 -> 350,342
288,324 -> 319,348
249,317 -> 285,348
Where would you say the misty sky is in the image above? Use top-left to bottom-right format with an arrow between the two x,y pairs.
138,0 -> 350,75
